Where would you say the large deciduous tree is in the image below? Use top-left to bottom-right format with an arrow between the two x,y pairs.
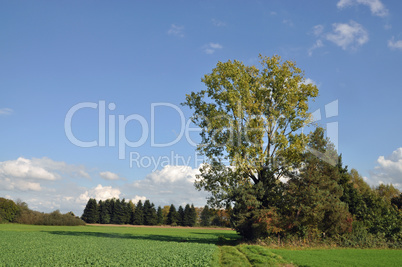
183,55 -> 318,239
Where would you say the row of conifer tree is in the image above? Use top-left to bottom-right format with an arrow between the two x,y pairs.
81,198 -> 229,227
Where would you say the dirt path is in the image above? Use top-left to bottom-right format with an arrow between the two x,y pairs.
87,223 -> 233,231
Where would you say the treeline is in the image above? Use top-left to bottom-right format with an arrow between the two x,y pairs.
231,128 -> 402,247
81,198 -> 231,227
0,197 -> 84,226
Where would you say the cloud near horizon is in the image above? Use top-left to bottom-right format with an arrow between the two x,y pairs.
0,157 -> 59,182
99,171 -> 121,180
0,156 -> 210,215
78,184 -> 121,203
368,147 -> 402,190
0,157 -> 94,214
129,164 -> 208,207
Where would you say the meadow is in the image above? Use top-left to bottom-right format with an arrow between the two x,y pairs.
1,224 -> 401,266
0,224 -> 236,266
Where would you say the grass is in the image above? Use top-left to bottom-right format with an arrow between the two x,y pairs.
237,245 -> 290,266
219,246 -> 251,267
271,248 -> 402,267
0,224 -> 239,266
219,245 -> 291,267
1,224 -> 401,266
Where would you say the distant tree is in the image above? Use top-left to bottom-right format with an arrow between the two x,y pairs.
211,208 -> 231,227
190,204 -> 197,226
0,197 -> 20,222
376,184 -> 400,203
98,200 -> 111,224
183,204 -> 197,226
121,199 -> 131,224
111,198 -> 124,224
337,169 -> 401,239
167,204 -> 178,225
162,205 -> 170,224
182,204 -> 191,226
81,198 -> 99,223
143,200 -> 157,225
177,206 -> 184,226
391,194 -> 402,210
188,204 -> 197,226
200,205 -> 211,226
128,200 -> 136,224
157,206 -> 164,225
359,189 -> 401,238
132,200 -> 144,225
349,168 -> 371,194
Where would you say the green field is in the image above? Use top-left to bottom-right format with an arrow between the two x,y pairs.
271,248 -> 402,267
0,224 -> 237,266
1,224 -> 401,266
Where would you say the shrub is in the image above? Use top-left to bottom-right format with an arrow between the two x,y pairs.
0,198 -> 20,222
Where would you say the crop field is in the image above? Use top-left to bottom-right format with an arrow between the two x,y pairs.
1,224 -> 401,266
0,224 -> 237,266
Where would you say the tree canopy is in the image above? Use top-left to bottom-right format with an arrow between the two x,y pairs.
183,55 -> 318,208
183,55 -> 402,243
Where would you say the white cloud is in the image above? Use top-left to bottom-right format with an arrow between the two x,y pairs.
30,157 -> 90,178
308,25 -> 325,56
203,42 -> 223,54
167,24 -> 184,38
0,159 -> 208,215
130,195 -> 147,204
99,171 -> 120,180
78,184 -> 121,203
144,165 -> 198,184
282,19 -> 294,27
388,37 -> 402,50
308,39 -> 324,56
0,108 -> 13,116
211,19 -> 226,27
0,178 -> 41,191
303,78 -> 318,86
0,157 -> 90,195
337,0 -> 388,17
129,165 -> 208,207
0,157 -> 58,181
312,25 -> 324,36
326,21 -> 368,50
369,148 -> 402,190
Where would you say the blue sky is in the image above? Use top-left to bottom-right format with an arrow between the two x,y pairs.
1,0 -> 402,215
